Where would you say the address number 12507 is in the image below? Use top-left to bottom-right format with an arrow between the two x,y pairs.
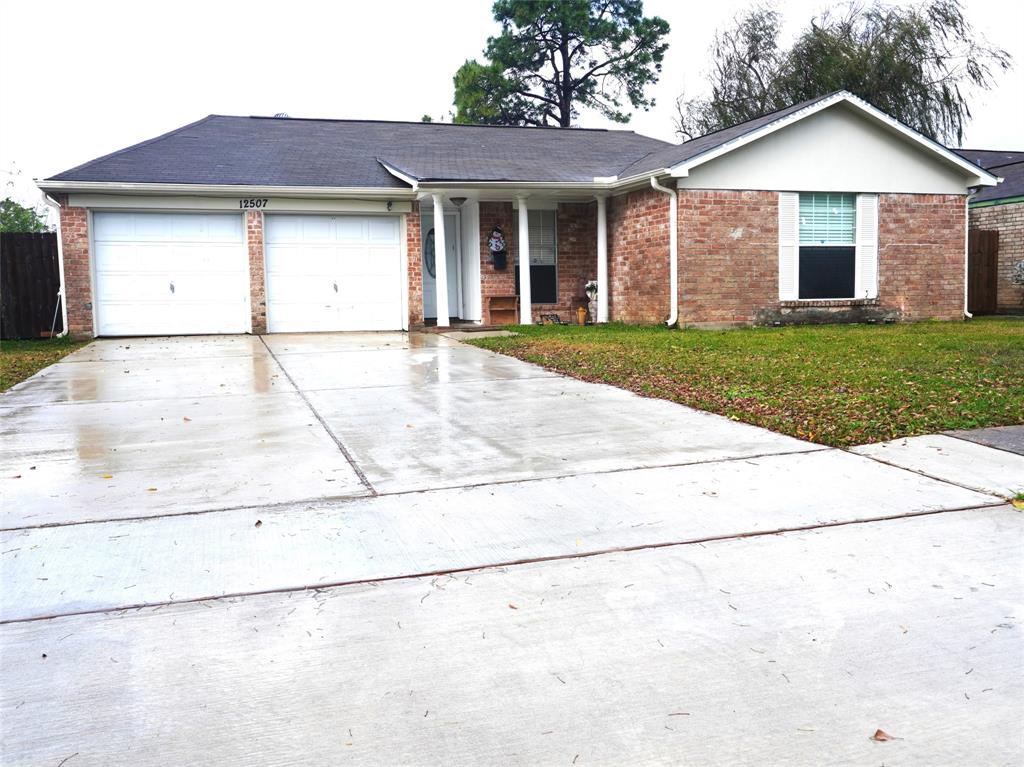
239,198 -> 269,209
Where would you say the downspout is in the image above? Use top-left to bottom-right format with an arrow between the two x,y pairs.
41,192 -> 70,338
963,190 -> 976,320
650,176 -> 678,326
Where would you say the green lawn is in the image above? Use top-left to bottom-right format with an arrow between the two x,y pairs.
0,337 -> 87,392
468,318 -> 1024,447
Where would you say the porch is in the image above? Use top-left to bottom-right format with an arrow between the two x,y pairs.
411,193 -> 611,328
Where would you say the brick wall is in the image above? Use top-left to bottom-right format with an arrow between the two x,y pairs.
55,195 -> 93,337
968,200 -> 1024,313
552,202 -> 596,321
607,188 -> 967,325
877,193 -> 966,320
607,187 -> 670,323
476,202 -> 595,324
246,210 -> 266,333
478,202 -> 517,322
678,189 -> 779,325
406,202 -> 423,327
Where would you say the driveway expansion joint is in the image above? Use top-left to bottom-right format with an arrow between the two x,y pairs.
1,501 -> 1006,626
258,334 -> 377,496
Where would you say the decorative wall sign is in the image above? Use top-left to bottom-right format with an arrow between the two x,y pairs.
488,226 -> 507,269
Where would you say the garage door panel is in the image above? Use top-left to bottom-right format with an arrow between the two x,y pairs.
335,218 -> 367,241
92,214 -> 135,240
132,214 -> 175,240
94,273 -> 170,302
170,243 -> 246,273
265,214 -> 402,333
266,216 -> 333,242
368,218 -> 399,242
268,274 -> 337,303
93,212 -> 248,336
268,303 -> 339,333
267,245 -> 336,275
195,215 -> 244,240
96,242 -> 161,273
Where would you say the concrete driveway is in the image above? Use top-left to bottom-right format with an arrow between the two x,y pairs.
2,332 -> 1021,765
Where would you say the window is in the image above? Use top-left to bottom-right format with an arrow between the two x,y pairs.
513,209 -> 558,304
778,192 -> 878,301
798,193 -> 856,299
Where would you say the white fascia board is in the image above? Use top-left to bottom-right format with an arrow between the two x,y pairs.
35,180 -> 417,199
414,177 -> 666,198
64,194 -> 412,214
667,91 -> 1001,187
377,160 -> 420,191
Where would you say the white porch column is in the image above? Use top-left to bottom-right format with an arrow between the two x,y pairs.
517,195 -> 532,325
596,195 -> 609,323
431,193 -> 450,328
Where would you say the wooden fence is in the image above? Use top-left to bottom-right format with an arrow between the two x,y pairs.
0,232 -> 63,339
967,229 -> 999,315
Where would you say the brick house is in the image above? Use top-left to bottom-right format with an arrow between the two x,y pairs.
955,149 -> 1024,314
38,91 -> 999,338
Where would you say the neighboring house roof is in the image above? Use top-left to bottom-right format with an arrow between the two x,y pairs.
44,116 -> 671,188
41,91 -> 997,191
954,149 -> 1024,203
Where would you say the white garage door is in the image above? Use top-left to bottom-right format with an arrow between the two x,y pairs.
265,214 -> 403,332
93,212 -> 249,336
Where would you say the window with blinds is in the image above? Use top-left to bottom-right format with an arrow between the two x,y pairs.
513,209 -> 558,304
514,209 -> 557,266
799,193 -> 856,245
798,193 -> 857,298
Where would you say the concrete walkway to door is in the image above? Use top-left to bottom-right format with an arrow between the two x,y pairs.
1,332 -> 1020,766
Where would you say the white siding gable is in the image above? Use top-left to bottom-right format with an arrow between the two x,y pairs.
677,104 -> 969,195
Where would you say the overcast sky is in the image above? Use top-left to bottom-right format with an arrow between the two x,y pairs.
2,0 -> 1021,209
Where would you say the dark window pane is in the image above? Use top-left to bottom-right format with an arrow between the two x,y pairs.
515,265 -> 557,304
799,246 -> 855,299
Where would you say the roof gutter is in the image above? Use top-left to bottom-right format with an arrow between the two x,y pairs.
650,176 -> 678,327
964,191 -> 975,320
35,180 -> 417,199
39,193 -> 69,338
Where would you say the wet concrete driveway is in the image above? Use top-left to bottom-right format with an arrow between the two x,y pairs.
2,332 -> 1020,765
1,331 -> 815,528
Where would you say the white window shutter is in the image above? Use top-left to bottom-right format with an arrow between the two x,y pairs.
778,192 -> 799,300
855,194 -> 879,298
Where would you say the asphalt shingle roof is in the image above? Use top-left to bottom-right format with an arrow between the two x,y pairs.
46,116 -> 673,187
46,92 -> 995,191
954,149 -> 1024,202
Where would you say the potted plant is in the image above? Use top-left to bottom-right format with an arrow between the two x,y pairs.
585,279 -> 598,323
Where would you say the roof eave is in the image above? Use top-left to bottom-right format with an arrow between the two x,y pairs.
35,180 -> 416,198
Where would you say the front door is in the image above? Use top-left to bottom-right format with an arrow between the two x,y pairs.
421,211 -> 461,320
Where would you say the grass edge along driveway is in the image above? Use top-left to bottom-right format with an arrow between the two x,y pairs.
1,337 -> 86,392
468,318 -> 1024,447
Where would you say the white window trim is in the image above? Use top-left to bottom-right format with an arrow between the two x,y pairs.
779,192 -> 879,301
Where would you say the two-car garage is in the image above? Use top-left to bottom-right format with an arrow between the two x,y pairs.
90,211 -> 404,336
